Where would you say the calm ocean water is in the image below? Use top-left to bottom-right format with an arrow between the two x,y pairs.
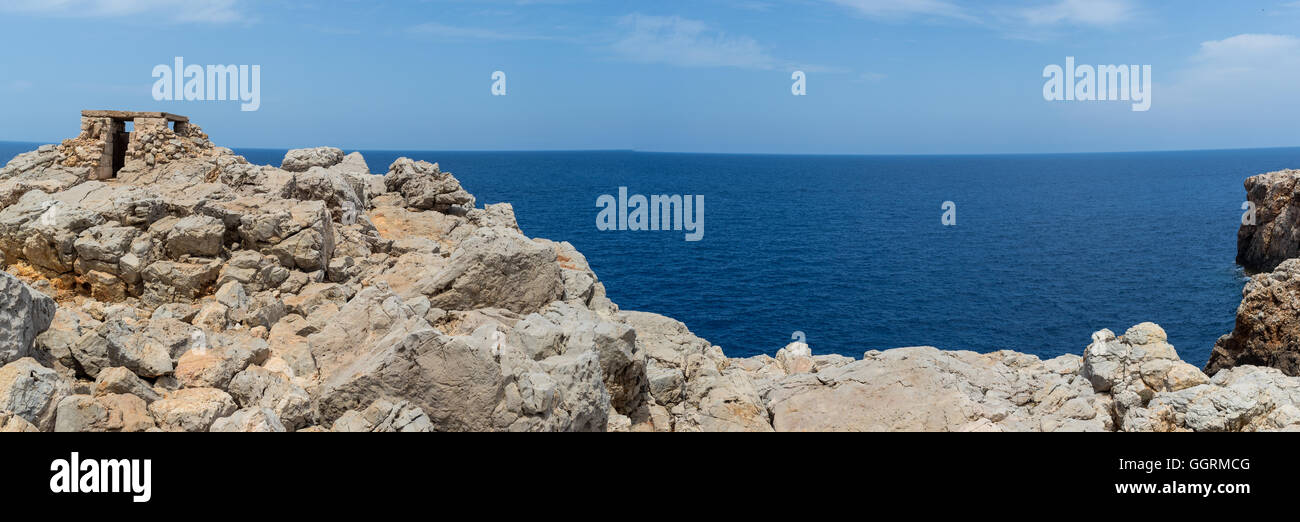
5,141 -> 1298,366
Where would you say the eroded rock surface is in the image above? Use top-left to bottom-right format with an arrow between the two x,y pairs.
1204,168 -> 1300,378
4,128 -> 1297,432
1237,169 -> 1300,273
1207,258 -> 1300,377
0,270 -> 56,365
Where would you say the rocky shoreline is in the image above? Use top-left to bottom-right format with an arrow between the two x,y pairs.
3,117 -> 1300,432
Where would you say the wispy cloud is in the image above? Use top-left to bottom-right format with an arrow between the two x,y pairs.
826,0 -> 975,22
0,0 -> 246,23
609,13 -> 779,70
1012,0 -> 1136,27
1163,33 -> 1300,113
1193,33 -> 1300,66
409,21 -> 551,41
824,0 -> 1139,37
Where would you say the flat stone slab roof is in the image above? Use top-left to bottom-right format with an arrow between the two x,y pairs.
81,110 -> 189,122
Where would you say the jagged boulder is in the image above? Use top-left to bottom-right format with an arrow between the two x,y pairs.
763,346 -> 1106,432
311,287 -> 613,432
53,393 -> 156,432
210,407 -> 287,432
93,366 -> 162,403
1082,323 -> 1208,395
141,260 -> 221,303
512,302 -> 645,414
70,319 -> 174,379
334,152 -> 370,177
0,270 -> 56,365
205,196 -> 335,272
1237,169 -> 1300,273
281,147 -> 344,172
676,353 -> 773,432
414,226 -> 563,314
312,317 -> 507,430
164,215 -> 226,258
384,158 -> 474,212
331,399 -> 434,432
147,387 -> 238,432
227,365 -> 313,430
334,152 -> 384,207
305,286 -> 424,378
0,411 -> 39,432
621,311 -> 770,432
534,237 -> 616,312
0,187 -> 100,273
0,357 -> 70,430
73,223 -> 139,274
217,250 -> 290,292
1207,258 -> 1300,377
775,341 -> 814,375
174,333 -> 269,389
1124,365 -> 1300,432
0,144 -> 61,179
35,307 -> 99,371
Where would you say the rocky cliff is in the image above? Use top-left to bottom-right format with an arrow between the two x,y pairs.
1236,169 -> 1300,274
1,130 -> 1297,432
1207,169 -> 1300,377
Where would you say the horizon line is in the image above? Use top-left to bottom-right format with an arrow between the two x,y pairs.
1,139 -> 1298,160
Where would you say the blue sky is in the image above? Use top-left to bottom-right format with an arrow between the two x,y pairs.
0,0 -> 1298,154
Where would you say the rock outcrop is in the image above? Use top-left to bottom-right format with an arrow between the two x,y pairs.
0,357 -> 70,430
1207,170 -> 1300,378
1237,169 -> 1300,273
331,399 -> 434,432
0,270 -> 56,365
1207,258 -> 1300,376
3,119 -> 1299,432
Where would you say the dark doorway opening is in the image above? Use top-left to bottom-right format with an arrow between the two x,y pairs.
110,120 -> 129,177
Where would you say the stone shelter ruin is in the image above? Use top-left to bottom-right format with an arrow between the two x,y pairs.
57,110 -> 215,180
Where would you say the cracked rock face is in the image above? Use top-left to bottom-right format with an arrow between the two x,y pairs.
0,270 -> 56,365
280,147 -> 345,173
1213,170 -> 1300,378
0,357 -> 71,430
331,399 -> 433,432
384,158 -> 475,212
210,407 -> 287,432
414,226 -> 564,315
1123,364 -> 1300,432
1207,258 -> 1300,377
3,132 -> 1298,432
55,393 -> 156,432
1237,169 -> 1300,273
757,347 -> 1109,432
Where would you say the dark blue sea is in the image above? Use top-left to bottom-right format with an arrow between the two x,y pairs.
6,142 -> 1299,367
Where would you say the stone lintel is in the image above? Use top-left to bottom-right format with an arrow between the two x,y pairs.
81,110 -> 189,123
